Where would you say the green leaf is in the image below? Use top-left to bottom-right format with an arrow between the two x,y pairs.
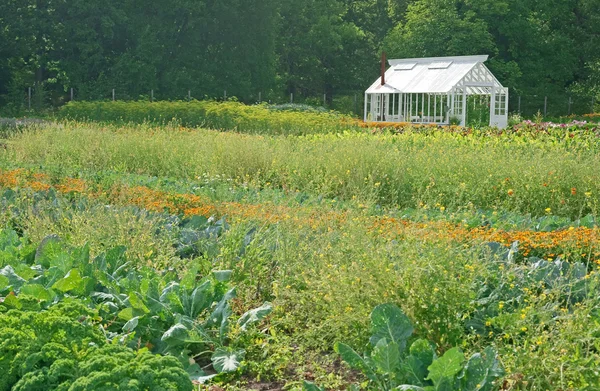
118,307 -> 147,321
0,265 -> 26,291
186,363 -> 217,383
161,323 -> 190,346
433,376 -> 454,391
0,275 -> 9,291
2,292 -> 21,309
20,284 -> 54,302
396,386 -> 426,391
334,342 -> 378,382
458,347 -> 504,391
371,338 -> 400,375
213,270 -> 233,282
400,339 -> 436,386
52,269 -> 83,292
13,264 -> 37,281
238,302 -> 272,330
402,356 -> 429,386
211,347 -> 245,373
303,380 -> 326,391
410,339 -> 436,368
128,292 -> 150,313
205,287 -> 236,342
426,347 -> 465,385
34,234 -> 63,268
185,279 -> 213,318
122,316 -> 139,332
370,303 -> 414,353
0,229 -> 20,251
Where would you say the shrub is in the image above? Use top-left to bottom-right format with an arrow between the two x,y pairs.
57,101 -> 357,136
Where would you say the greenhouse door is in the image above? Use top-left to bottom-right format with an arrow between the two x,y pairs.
490,87 -> 508,129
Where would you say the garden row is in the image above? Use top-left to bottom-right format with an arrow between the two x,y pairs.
1,168 -> 598,264
5,121 -> 600,218
54,100 -> 600,136
3,120 -> 600,390
2,169 -> 600,390
0,186 -> 274,390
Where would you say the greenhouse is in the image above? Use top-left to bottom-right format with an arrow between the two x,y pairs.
364,55 -> 509,128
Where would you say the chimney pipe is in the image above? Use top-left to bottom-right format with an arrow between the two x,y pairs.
381,51 -> 387,86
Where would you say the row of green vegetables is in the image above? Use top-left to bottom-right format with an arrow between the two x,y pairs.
305,239 -> 595,391
57,100 -> 355,136
2,186 -> 600,390
0,210 -> 272,390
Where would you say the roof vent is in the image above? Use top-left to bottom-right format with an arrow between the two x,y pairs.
428,61 -> 453,69
394,63 -> 417,71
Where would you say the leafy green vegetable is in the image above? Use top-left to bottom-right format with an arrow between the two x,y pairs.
426,347 -> 464,385
211,348 -> 246,373
333,303 -> 503,391
0,229 -> 273,384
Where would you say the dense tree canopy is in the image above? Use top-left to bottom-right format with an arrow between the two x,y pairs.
0,0 -> 599,112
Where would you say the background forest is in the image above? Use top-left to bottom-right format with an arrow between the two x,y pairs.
0,0 -> 599,114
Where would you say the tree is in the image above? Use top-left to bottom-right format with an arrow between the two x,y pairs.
278,0 -> 373,100
383,0 -> 496,59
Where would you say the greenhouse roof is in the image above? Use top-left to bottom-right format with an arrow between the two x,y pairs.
366,55 -> 498,94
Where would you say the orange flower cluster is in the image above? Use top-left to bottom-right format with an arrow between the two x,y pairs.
1,168 -> 598,261
582,113 -> 600,120
0,168 -> 25,188
370,216 -> 600,262
56,178 -> 87,193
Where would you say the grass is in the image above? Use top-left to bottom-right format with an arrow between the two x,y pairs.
4,122 -> 600,218
2,119 -> 600,390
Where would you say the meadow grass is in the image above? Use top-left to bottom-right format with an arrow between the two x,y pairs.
4,122 -> 600,218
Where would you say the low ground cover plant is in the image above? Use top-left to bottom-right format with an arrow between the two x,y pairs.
0,300 -> 194,391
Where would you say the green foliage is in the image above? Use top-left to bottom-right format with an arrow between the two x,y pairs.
466,241 -> 592,335
5,120 -> 600,390
1,0 -> 600,115
9,122 -> 600,219
0,300 -> 193,391
58,101 -> 356,135
0,228 -> 272,382
333,303 -> 504,391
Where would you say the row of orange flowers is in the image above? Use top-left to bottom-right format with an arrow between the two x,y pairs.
1,168 -> 598,262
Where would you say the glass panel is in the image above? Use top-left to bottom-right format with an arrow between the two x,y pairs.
429,61 -> 453,69
394,63 -> 417,71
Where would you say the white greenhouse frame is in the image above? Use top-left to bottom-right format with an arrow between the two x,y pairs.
364,55 -> 509,128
